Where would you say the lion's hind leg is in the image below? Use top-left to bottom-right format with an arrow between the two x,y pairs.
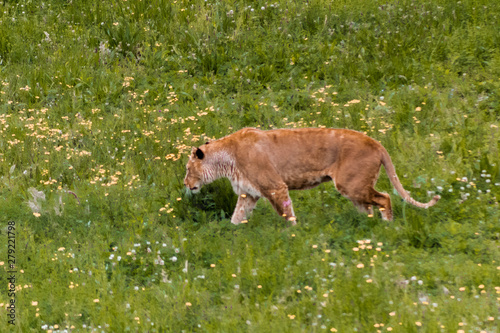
353,201 -> 374,216
354,188 -> 392,221
370,190 -> 392,221
332,158 -> 392,220
336,183 -> 393,221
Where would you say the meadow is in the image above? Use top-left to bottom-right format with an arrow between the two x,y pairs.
0,0 -> 499,332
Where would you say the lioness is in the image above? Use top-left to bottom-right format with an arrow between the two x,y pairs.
184,127 -> 440,224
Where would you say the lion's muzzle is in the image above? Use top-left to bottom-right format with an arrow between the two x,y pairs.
184,178 -> 201,193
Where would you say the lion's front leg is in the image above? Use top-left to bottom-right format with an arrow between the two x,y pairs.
263,187 -> 297,226
231,195 -> 260,224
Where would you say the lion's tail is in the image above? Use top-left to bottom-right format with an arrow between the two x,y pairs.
380,148 -> 440,209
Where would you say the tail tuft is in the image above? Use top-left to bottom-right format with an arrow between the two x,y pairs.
381,148 -> 441,210
425,195 -> 440,209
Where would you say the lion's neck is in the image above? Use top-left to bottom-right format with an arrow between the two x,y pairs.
202,150 -> 239,183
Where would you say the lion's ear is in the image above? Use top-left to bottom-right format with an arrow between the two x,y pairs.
195,148 -> 205,160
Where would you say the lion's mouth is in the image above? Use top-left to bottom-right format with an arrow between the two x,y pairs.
187,185 -> 201,193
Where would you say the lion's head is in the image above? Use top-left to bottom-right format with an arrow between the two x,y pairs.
184,146 -> 206,193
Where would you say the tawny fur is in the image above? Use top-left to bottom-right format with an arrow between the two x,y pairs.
183,127 -> 440,224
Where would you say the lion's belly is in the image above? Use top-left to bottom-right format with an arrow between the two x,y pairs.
285,173 -> 332,190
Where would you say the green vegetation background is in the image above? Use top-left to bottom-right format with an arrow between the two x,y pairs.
0,0 -> 499,332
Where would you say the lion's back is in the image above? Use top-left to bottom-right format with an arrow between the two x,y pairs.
212,127 -> 385,190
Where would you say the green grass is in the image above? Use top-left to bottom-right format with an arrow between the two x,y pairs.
0,0 -> 499,331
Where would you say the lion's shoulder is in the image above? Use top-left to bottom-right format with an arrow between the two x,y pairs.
234,127 -> 263,136
215,127 -> 263,147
